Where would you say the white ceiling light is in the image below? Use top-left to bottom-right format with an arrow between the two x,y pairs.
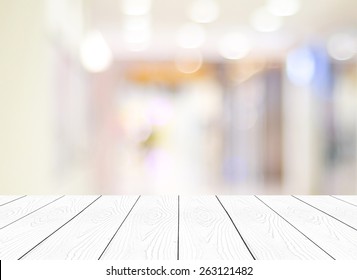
123,15 -> 151,51
251,7 -> 283,32
121,0 -> 151,16
188,0 -> 220,23
80,31 -> 113,73
218,33 -> 251,60
175,49 -> 203,74
327,33 -> 356,61
286,47 -> 316,86
177,23 -> 206,49
266,0 -> 301,17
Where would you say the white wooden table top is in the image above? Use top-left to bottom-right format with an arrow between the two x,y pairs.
0,195 -> 357,260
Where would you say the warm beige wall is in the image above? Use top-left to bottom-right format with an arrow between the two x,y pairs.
0,0 -> 53,194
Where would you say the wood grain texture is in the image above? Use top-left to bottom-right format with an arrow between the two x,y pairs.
295,195 -> 357,230
258,196 -> 357,259
0,196 -> 26,206
0,196 -> 99,259
0,195 -> 356,260
180,196 -> 253,260
22,196 -> 139,260
218,196 -> 330,260
0,196 -> 62,229
333,196 -> 357,207
100,196 -> 178,260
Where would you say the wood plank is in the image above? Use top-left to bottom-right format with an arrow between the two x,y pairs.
0,195 -> 63,229
218,196 -> 331,260
0,195 -> 99,259
100,196 -> 177,260
332,196 -> 357,207
179,196 -> 253,260
258,196 -> 357,259
22,196 -> 139,260
0,196 -> 26,206
295,195 -> 357,230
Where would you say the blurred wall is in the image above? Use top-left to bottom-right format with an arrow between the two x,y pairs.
0,0 -> 53,194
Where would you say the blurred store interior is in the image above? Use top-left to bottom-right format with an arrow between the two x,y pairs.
1,0 -> 357,194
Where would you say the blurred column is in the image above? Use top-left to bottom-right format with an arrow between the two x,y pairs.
220,62 -> 265,191
283,47 -> 324,194
332,63 -> 357,194
263,66 -> 283,189
90,69 -> 118,194
0,0 -> 53,193
283,46 -> 333,194
282,83 -> 319,193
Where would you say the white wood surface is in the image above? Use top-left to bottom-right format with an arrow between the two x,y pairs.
0,195 -> 62,229
295,195 -> 357,230
100,196 -> 178,260
180,196 -> 253,260
258,196 -> 357,259
0,196 -> 99,259
0,196 -> 26,206
218,196 -> 331,260
21,196 -> 139,260
0,195 -> 357,260
333,196 -> 357,207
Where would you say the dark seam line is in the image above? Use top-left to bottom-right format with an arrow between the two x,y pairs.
18,195 -> 102,260
177,195 -> 180,260
255,195 -> 335,260
215,196 -> 256,260
292,196 -> 357,232
330,195 -> 357,208
98,195 -> 141,260
0,196 -> 65,230
0,195 -> 27,207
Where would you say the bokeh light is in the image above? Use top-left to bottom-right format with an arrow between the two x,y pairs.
80,31 -> 113,72
121,0 -> 151,16
286,47 -> 316,86
327,33 -> 356,61
188,0 -> 220,23
177,23 -> 206,49
250,7 -> 283,32
266,0 -> 301,17
174,49 -> 203,73
122,15 -> 151,51
218,33 -> 251,60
